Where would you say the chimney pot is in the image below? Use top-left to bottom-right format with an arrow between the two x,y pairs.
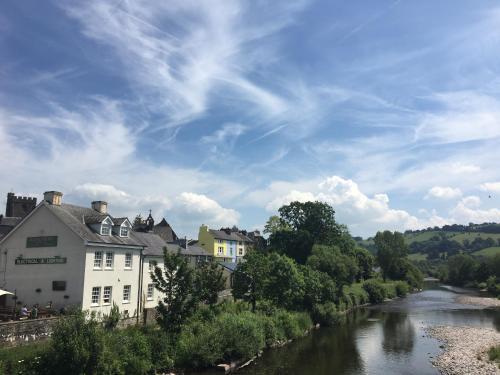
91,201 -> 108,214
43,191 -> 63,206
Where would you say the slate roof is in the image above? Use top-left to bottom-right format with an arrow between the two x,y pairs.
209,229 -> 252,242
153,218 -> 178,243
0,217 -> 22,227
133,231 -> 179,256
112,217 -> 128,226
45,202 -> 144,247
177,239 -> 212,257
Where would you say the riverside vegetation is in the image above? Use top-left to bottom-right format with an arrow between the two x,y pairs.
0,201 -> 422,375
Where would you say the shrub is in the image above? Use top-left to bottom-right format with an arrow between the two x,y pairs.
394,281 -> 410,297
312,302 -> 340,326
363,279 -> 386,304
0,342 -> 48,375
488,345 -> 500,363
106,327 -> 152,374
343,283 -> 369,307
142,325 -> 175,372
383,283 -> 397,299
103,302 -> 120,330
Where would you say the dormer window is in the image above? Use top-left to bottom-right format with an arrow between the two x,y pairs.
100,217 -> 114,236
120,227 -> 129,237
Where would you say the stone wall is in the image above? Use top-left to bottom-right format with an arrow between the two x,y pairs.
0,317 -> 58,346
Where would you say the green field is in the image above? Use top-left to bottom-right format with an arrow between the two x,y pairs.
404,231 -> 459,244
471,246 -> 500,257
449,232 -> 500,244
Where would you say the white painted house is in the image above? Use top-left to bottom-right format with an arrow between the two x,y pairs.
0,191 -> 173,319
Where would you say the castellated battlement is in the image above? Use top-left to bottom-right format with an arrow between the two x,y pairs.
6,192 -> 37,218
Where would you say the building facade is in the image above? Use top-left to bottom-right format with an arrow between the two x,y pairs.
198,225 -> 253,263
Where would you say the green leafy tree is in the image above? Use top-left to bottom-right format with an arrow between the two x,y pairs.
354,247 -> 374,281
263,215 -> 291,235
232,251 -> 270,311
263,253 -> 305,310
306,245 -> 358,291
194,259 -> 226,307
151,248 -> 196,334
300,265 -> 337,310
374,231 -> 408,281
447,254 -> 478,286
269,229 -> 314,264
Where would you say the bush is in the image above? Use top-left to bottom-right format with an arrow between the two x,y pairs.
312,302 -> 340,326
488,345 -> 500,363
0,342 -> 48,374
142,325 -> 175,372
383,283 -> 397,299
394,281 -> 410,297
106,327 -> 152,374
363,279 -> 387,304
343,283 -> 369,307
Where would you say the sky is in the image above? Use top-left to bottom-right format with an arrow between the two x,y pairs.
2,0 -> 500,239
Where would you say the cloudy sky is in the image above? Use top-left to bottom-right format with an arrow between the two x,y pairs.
2,0 -> 500,238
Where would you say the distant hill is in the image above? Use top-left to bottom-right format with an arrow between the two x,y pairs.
355,222 -> 500,260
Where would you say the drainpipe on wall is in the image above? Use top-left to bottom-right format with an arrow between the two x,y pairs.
136,247 -> 144,325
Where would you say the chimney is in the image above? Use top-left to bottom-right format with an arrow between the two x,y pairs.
44,191 -> 63,206
91,201 -> 108,214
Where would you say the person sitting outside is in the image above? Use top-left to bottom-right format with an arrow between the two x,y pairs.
30,304 -> 38,319
20,305 -> 29,320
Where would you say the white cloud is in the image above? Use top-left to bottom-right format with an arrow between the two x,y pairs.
425,186 -> 462,200
480,182 -> 500,193
450,201 -> 500,224
460,195 -> 481,208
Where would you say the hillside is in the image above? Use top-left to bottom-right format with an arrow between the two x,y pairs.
356,223 -> 500,259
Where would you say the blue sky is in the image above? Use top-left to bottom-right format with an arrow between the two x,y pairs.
2,0 -> 500,238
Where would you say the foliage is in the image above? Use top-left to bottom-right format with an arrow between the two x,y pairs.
307,245 -> 358,290
263,215 -> 291,235
151,248 -> 197,334
232,251 -> 270,311
446,254 -> 477,286
0,342 -> 48,375
194,259 -> 226,307
489,345 -> 500,363
354,247 -> 374,281
393,281 -> 410,297
103,302 -> 120,330
269,229 -> 315,264
374,231 -> 408,282
311,302 -> 340,326
104,327 -> 152,374
300,265 -> 337,310
362,279 -> 387,304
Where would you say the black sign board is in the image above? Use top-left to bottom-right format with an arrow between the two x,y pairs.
15,256 -> 67,265
26,236 -> 58,248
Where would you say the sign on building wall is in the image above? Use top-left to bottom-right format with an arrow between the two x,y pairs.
15,256 -> 67,265
26,236 -> 58,248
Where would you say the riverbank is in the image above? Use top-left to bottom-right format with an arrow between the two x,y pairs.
456,295 -> 500,308
426,326 -> 500,375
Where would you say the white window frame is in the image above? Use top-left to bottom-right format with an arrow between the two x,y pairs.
123,285 -> 131,304
91,286 -> 101,306
103,286 -> 112,305
238,248 -> 244,256
100,217 -> 113,236
147,283 -> 154,301
218,239 -> 223,243
93,251 -> 103,269
218,246 -> 224,255
105,251 -> 114,269
120,226 -> 129,237
124,253 -> 132,269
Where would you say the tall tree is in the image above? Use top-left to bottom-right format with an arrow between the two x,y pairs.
374,231 -> 408,281
151,248 -> 196,334
263,215 -> 291,235
194,260 -> 226,307
232,251 -> 270,311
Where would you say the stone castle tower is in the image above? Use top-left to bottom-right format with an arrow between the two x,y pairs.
5,192 -> 37,218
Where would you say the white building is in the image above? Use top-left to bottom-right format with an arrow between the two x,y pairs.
0,191 -> 177,320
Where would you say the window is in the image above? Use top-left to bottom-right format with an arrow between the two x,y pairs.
218,239 -> 223,243
125,253 -> 132,269
94,251 -> 103,269
123,285 -> 131,303
101,224 -> 111,235
91,287 -> 101,306
238,241 -> 242,245
105,252 -> 114,269
147,284 -> 154,300
149,260 -> 157,272
120,226 -> 129,237
230,249 -> 233,256
103,286 -> 112,305
52,281 -> 66,291
218,247 -> 224,255
238,248 -> 243,256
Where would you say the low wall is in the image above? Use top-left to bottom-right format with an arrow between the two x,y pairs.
0,317 -> 58,346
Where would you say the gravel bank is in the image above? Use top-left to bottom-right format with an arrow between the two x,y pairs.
426,326 -> 500,375
457,296 -> 500,308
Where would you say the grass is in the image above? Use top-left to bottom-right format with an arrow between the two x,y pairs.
471,246 -> 500,258
408,252 -> 428,261
450,232 -> 500,244
488,345 -> 500,364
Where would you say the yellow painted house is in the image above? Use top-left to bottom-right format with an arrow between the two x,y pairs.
198,225 -> 253,263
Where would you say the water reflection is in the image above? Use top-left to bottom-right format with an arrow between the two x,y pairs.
381,312 -> 415,354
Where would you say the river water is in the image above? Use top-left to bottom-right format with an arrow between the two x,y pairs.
237,281 -> 500,375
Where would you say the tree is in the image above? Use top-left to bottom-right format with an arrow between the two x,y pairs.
194,259 -> 226,307
306,245 -> 358,291
447,254 -> 478,286
300,265 -> 336,310
232,251 -> 270,311
374,231 -> 408,281
151,248 -> 196,334
269,229 -> 314,264
263,215 -> 290,235
278,201 -> 341,244
263,253 -> 305,310
354,247 -> 374,281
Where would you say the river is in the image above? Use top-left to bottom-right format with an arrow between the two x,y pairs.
235,281 -> 500,375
